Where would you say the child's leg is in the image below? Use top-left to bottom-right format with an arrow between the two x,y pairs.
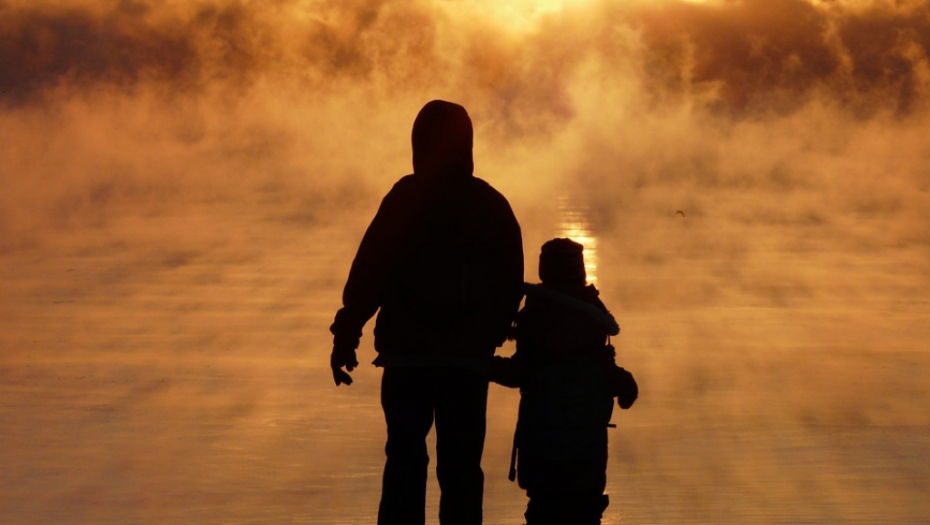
524,491 -> 609,525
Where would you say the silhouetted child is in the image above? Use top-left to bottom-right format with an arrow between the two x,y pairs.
492,238 -> 637,525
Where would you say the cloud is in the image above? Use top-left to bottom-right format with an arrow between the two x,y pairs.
3,0 -> 928,119
627,0 -> 930,117
0,0 -> 449,105
0,1 -> 199,105
1,0 -> 928,258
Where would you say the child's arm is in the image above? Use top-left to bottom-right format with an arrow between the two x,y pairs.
611,364 -> 638,409
490,355 -> 522,388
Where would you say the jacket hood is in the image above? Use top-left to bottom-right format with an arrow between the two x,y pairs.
411,100 -> 474,178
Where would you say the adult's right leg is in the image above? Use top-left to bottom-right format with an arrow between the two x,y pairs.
378,367 -> 435,525
434,369 -> 488,525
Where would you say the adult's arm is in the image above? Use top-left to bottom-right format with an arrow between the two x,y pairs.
489,191 -> 525,347
330,177 -> 420,352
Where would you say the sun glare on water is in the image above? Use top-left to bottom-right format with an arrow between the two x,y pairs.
556,196 -> 599,284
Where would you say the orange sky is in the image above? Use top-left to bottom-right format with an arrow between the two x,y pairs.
1,0 -> 928,257
2,0 -> 928,113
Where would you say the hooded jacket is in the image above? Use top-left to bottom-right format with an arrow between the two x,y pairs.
331,101 -> 524,360
509,283 -> 618,494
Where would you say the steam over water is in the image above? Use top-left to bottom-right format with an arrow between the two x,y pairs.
2,0 -> 930,523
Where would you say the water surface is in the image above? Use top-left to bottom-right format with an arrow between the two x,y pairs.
2,200 -> 928,524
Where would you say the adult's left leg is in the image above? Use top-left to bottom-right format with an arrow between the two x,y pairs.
378,367 -> 435,525
434,368 -> 489,525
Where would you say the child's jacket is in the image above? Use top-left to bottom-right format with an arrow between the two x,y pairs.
501,282 -> 620,495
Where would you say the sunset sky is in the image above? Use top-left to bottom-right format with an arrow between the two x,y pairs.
3,0 -> 929,242
3,0 -> 928,311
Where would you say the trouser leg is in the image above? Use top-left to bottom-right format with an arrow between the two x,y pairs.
378,368 -> 434,525
434,369 -> 489,525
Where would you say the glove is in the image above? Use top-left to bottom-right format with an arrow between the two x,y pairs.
611,365 -> 638,409
331,345 -> 359,386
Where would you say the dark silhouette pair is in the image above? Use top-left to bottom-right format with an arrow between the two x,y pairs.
330,101 -> 636,525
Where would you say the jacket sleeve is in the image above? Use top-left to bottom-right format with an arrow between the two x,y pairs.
330,180 -> 419,350
492,197 -> 524,347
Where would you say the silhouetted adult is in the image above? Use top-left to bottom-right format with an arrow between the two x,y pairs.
330,100 -> 524,525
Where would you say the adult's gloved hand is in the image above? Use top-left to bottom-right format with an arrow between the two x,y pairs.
331,345 -> 359,386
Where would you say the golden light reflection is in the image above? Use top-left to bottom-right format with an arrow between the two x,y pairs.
556,195 -> 598,284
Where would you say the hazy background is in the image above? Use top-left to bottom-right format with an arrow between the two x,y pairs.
2,0 -> 929,523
